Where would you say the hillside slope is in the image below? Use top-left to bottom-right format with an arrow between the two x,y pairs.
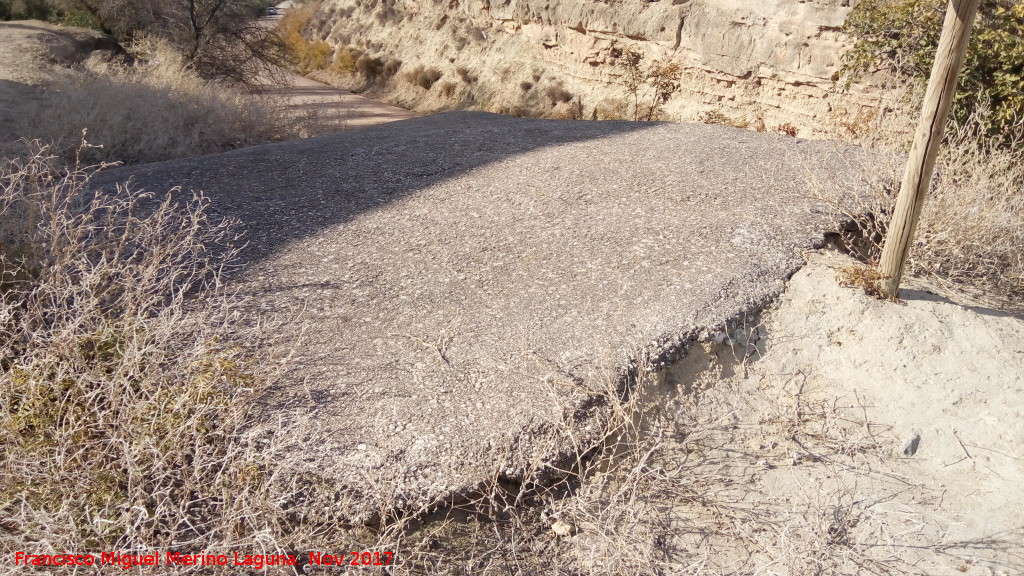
307,0 -> 881,136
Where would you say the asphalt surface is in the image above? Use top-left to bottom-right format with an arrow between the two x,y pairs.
93,112 -> 881,521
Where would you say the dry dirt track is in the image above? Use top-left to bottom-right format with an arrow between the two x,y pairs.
92,112 -> 887,522
265,71 -> 414,129
256,14 -> 414,131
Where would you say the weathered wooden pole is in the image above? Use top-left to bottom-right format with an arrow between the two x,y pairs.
878,0 -> 980,299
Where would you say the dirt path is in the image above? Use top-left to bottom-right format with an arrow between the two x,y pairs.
265,70 -> 414,130
256,13 -> 413,131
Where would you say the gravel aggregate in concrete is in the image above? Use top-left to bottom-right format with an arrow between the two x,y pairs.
94,112 -> 882,521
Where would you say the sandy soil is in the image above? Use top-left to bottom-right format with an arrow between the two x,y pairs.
759,251 -> 1023,543
263,70 -> 414,131
611,250 -> 1024,575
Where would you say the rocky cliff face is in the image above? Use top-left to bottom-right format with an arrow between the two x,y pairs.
309,0 -> 882,137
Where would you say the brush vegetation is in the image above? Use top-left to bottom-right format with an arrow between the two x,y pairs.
0,37 -> 323,166
843,0 -> 1024,138
0,146 -> 282,563
838,0 -> 1024,301
2,0 -> 284,87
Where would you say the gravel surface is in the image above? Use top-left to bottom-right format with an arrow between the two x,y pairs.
93,112 -> 882,521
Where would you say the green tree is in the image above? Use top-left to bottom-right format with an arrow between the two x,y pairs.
843,0 -> 1024,136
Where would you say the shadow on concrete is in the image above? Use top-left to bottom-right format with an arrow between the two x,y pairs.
90,112 -> 658,267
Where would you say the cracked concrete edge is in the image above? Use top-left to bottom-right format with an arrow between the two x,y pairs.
284,246 -> 829,526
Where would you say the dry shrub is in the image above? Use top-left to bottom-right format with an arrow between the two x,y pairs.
355,54 -> 386,80
383,59 -> 402,77
908,115 -> 1024,297
776,122 -> 798,137
299,39 -> 334,72
437,81 -> 457,98
278,0 -> 328,72
407,66 -> 443,90
545,84 -> 573,105
836,264 -> 888,299
0,38 -> 303,166
331,45 -> 361,74
835,105 -> 1024,301
0,146 -> 284,563
456,66 -> 477,83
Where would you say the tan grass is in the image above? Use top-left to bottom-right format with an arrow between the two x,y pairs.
827,102 -> 1024,304
0,37 -> 312,166
909,113 -> 1024,298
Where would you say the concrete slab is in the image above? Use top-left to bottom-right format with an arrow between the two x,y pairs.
93,112 -> 881,522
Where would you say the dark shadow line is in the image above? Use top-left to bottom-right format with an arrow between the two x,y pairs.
89,112 -> 659,270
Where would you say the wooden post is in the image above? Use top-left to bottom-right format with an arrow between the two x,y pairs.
877,0 -> 980,299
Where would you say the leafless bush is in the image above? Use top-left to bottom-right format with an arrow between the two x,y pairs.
456,66 -> 477,83
355,54 -> 386,80
383,59 -> 402,77
407,66 -> 443,90
57,0 -> 285,87
0,145 -> 289,566
776,122 -> 799,137
437,81 -> 457,98
909,114 -> 1024,298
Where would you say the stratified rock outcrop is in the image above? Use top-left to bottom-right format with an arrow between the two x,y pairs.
309,0 -> 881,136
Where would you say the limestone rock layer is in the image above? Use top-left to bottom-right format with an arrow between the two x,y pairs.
312,0 -> 879,136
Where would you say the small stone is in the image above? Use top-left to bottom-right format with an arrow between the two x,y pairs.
551,520 -> 573,536
357,443 -> 367,451
901,430 -> 922,457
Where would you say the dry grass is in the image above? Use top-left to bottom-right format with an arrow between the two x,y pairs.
828,103 -> 1024,303
909,115 -> 1024,297
0,38 -> 313,166
699,109 -> 750,129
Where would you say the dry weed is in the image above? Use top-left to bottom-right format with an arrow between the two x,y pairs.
836,264 -> 889,299
828,100 -> 1024,303
0,37 -> 310,166
0,146 -> 291,572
